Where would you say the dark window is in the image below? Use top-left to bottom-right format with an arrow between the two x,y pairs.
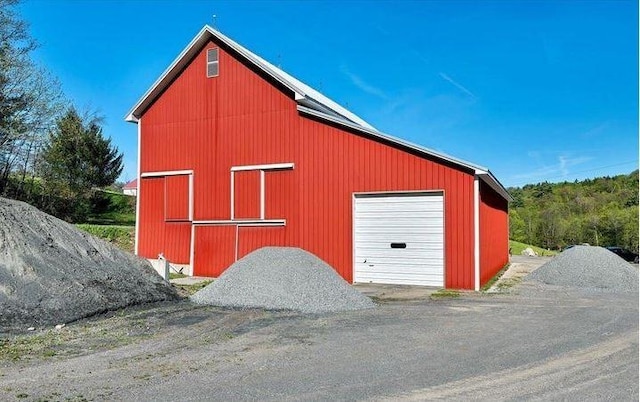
207,48 -> 219,77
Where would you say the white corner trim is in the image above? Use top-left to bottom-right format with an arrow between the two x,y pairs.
134,119 -> 142,255
260,170 -> 265,220
474,176 -> 481,291
234,225 -> 239,262
189,224 -> 195,267
230,162 -> 294,172
188,173 -> 194,221
230,172 -> 235,220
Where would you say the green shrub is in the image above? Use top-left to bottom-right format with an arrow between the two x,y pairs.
76,224 -> 134,252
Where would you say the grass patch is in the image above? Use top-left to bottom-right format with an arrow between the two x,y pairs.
496,276 -> 523,290
173,280 -> 213,297
481,263 -> 511,292
510,240 -> 557,257
86,191 -> 135,226
169,272 -> 188,280
430,289 -> 461,299
0,331 -> 73,361
76,224 -> 134,253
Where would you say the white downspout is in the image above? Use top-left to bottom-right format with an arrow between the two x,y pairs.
474,175 -> 480,291
134,118 -> 142,255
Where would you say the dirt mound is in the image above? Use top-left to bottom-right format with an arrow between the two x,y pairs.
191,247 -> 375,313
0,198 -> 178,330
526,245 -> 638,292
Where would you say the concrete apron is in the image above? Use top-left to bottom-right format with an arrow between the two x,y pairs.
168,255 -> 552,298
356,255 -> 552,299
486,255 -> 552,293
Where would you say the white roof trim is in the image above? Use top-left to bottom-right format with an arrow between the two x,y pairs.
125,25 -> 375,130
297,105 -> 512,202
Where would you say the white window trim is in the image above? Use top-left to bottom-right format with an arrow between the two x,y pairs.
141,169 -> 194,177
206,48 -> 219,78
140,169 -> 194,221
229,163 -> 294,220
193,219 -> 286,227
231,163 -> 294,172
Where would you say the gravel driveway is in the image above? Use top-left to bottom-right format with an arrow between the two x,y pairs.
1,259 -> 637,401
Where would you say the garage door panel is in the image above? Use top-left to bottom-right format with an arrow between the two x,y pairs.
354,193 -> 444,287
354,231 -> 443,240
356,266 -> 443,275
354,222 -> 444,230
357,270 -> 444,279
355,272 -> 443,286
356,211 -> 443,218
355,251 -> 444,261
355,241 -> 443,248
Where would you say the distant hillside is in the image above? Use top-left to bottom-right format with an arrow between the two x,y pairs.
508,170 -> 638,252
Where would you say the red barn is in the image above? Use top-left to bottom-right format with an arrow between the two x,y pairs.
126,26 -> 511,290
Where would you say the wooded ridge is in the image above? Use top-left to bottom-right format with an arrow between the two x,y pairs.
508,170 -> 639,252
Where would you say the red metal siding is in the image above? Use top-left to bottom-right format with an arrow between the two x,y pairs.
138,177 -> 165,258
479,181 -> 509,285
193,226 -> 236,276
238,226 -> 286,259
265,169 -> 295,220
295,118 -> 475,289
137,37 -> 488,289
165,175 -> 189,221
164,222 -> 191,264
234,170 -> 260,219
138,176 -> 191,263
140,40 -> 296,222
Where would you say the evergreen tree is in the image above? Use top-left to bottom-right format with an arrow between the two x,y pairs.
40,108 -> 123,220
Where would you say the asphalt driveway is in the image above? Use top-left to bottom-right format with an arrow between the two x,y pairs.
1,259 -> 637,401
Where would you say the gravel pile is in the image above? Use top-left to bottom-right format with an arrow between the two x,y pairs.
527,245 -> 638,292
0,198 -> 178,330
191,247 -> 375,313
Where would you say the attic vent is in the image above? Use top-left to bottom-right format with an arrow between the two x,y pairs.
207,48 -> 219,77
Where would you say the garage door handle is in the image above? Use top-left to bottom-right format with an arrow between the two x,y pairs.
391,243 -> 407,249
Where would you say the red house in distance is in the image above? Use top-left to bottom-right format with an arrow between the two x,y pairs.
126,26 -> 511,290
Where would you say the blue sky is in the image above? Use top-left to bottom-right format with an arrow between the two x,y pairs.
18,0 -> 638,187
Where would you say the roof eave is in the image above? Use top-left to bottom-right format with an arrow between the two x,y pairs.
476,171 -> 513,202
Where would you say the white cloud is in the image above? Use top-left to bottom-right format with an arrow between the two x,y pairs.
438,72 -> 477,99
511,154 -> 593,182
340,65 -> 389,100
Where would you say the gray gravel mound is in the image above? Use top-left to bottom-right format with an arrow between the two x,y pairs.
526,245 -> 638,292
191,247 -> 375,313
0,198 -> 178,330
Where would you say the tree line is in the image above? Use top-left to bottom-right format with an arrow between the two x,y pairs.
508,170 -> 639,252
0,0 -> 122,222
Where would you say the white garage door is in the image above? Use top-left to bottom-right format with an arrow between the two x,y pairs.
353,193 -> 444,286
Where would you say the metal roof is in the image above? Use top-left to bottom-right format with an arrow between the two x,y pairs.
125,25 -> 511,202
